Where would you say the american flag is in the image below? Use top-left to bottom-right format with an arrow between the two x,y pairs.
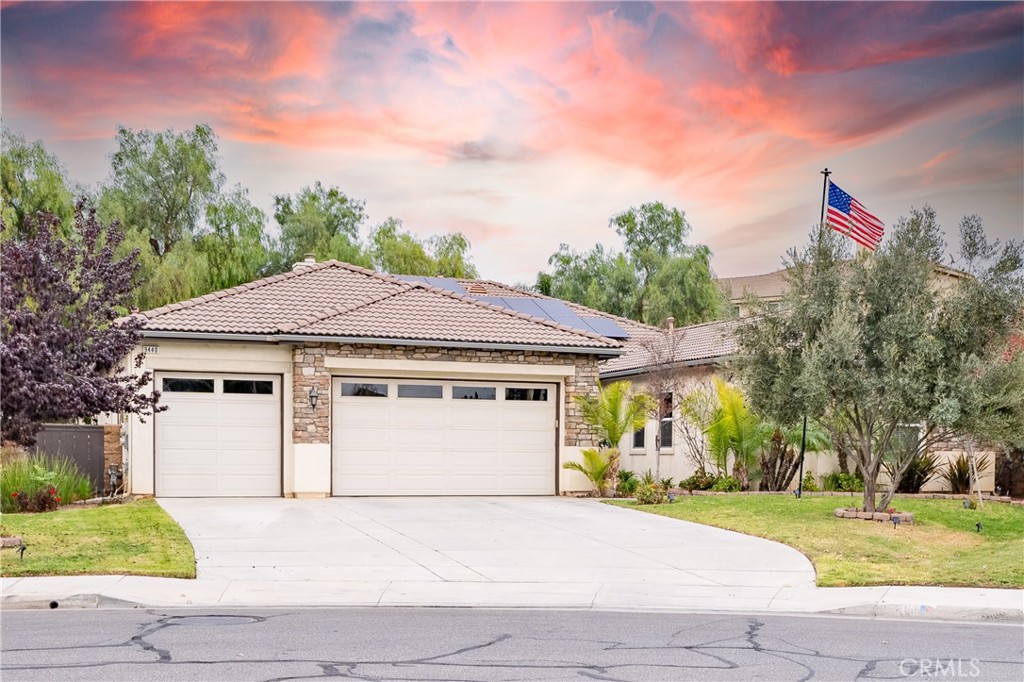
827,182 -> 884,250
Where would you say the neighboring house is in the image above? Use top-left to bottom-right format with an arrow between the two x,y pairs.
119,258 -> 637,498
718,270 -> 787,317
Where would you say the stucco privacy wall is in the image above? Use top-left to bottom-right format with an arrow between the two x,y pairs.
293,343 -> 602,496
123,340 -> 294,495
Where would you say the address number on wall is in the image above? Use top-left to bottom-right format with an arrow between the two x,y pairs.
143,345 -> 159,354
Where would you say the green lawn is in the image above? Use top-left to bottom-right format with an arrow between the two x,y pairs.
1,499 -> 195,578
609,495 -> 1024,588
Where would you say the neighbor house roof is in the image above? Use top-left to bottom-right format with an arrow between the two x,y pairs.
135,261 -> 622,354
599,318 -> 741,379
717,270 -> 789,302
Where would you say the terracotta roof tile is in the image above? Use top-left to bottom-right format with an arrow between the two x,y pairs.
288,285 -> 619,348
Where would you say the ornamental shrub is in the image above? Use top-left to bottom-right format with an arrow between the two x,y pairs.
634,482 -> 667,505
1,454 -> 93,513
680,470 -> 719,491
710,475 -> 741,492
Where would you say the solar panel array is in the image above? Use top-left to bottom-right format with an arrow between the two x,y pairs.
476,297 -> 630,339
395,276 -> 630,339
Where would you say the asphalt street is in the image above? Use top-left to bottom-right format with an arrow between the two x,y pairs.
2,607 -> 1021,682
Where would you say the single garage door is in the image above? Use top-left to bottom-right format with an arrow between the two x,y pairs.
332,377 -> 557,495
155,373 -> 281,497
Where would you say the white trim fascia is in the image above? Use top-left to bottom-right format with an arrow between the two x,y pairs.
276,334 -> 623,356
140,329 -> 622,356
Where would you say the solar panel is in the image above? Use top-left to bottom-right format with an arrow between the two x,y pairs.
503,298 -> 547,318
532,299 -> 583,325
393,275 -> 468,295
581,316 -> 630,339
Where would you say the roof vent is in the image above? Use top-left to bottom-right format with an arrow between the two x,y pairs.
665,316 -> 675,332
292,254 -> 316,272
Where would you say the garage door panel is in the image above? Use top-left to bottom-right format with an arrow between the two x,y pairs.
156,373 -> 280,497
332,378 -> 555,496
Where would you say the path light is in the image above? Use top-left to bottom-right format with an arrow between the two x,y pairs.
308,387 -> 319,409
892,516 -> 901,529
963,500 -> 969,509
976,522 -> 983,532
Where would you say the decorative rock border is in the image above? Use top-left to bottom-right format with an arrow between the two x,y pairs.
835,508 -> 915,524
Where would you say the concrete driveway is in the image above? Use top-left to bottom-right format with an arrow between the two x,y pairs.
156,496 -> 815,609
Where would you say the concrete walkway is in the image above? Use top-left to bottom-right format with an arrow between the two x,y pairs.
2,497 -> 1022,621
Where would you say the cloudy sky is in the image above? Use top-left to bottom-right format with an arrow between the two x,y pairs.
2,1 -> 1022,283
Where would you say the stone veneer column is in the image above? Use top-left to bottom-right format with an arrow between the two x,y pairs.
292,343 -> 332,497
564,356 -> 600,448
102,425 -> 122,494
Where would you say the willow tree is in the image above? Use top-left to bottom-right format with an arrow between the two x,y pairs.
736,208 -> 1023,512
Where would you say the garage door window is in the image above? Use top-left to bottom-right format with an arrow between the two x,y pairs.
341,382 -> 388,398
506,387 -> 548,401
398,384 -> 442,399
224,379 -> 274,395
452,386 -> 496,400
162,378 -> 215,393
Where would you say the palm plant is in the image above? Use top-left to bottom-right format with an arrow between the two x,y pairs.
562,448 -> 614,496
575,380 -> 654,451
705,378 -> 771,490
574,380 -> 654,488
759,421 -> 831,491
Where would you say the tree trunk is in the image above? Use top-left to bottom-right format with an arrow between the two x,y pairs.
837,444 -> 850,475
862,460 -> 882,512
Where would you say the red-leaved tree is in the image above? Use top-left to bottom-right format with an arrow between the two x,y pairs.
1,201 -> 162,444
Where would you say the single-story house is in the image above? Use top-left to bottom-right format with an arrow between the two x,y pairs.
119,258 -> 651,497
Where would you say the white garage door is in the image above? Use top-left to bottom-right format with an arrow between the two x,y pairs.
332,378 -> 556,495
155,373 -> 281,497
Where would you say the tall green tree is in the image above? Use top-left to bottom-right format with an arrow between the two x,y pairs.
197,185 -> 273,290
273,181 -> 368,266
736,208 -> 1024,511
368,218 -> 480,277
538,202 -> 724,325
1,128 -> 76,240
104,124 -> 223,256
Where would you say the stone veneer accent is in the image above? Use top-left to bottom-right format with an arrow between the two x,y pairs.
292,343 -> 601,448
102,425 -> 122,494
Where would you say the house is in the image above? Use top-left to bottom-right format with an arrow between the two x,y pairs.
120,258 -> 638,498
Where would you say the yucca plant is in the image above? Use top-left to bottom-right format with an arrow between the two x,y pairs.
562,448 -> 614,496
942,453 -> 990,494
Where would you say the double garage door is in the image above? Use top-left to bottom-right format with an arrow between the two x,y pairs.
332,378 -> 557,496
154,373 -> 557,496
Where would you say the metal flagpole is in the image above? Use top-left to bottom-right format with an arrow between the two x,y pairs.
820,167 -> 831,224
797,168 -> 830,498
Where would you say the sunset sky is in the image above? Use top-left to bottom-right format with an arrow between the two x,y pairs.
2,1 -> 1022,283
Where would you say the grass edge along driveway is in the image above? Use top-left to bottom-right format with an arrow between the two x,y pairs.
1,498 -> 195,578
608,496 -> 1024,588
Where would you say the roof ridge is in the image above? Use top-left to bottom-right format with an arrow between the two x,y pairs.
278,282 -> 416,332
413,283 -> 620,347
137,260 -> 346,320
457,278 -> 661,333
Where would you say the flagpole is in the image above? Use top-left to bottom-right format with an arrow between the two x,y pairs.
819,167 -> 831,226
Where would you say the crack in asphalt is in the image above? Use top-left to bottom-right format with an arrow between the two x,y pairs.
3,612 -> 1021,682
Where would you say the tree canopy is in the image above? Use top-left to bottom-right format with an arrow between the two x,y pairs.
0,203 -> 162,444
1,127 -> 76,240
537,202 -> 724,326
736,208 -> 1024,511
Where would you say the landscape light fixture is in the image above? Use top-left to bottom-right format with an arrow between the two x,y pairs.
308,387 -> 319,409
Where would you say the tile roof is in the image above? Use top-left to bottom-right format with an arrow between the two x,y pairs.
288,285 -> 618,347
136,261 -> 619,351
599,318 -> 741,378
718,270 -> 789,302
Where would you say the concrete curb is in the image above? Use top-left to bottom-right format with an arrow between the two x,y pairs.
3,585 -> 1021,623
